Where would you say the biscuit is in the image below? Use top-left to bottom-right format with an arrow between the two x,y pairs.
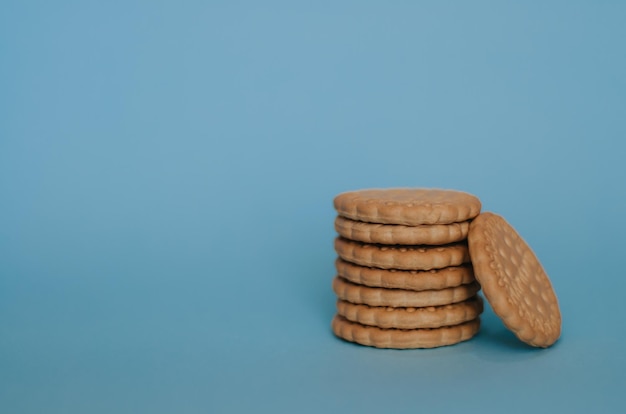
332,314 -> 481,349
335,237 -> 470,270
334,188 -> 481,226
335,258 -> 475,291
335,216 -> 470,245
332,276 -> 480,308
336,296 -> 483,329
468,212 -> 561,347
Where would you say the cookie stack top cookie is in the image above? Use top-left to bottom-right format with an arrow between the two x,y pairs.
334,188 -> 482,227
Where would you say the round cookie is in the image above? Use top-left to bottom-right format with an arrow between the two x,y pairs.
335,216 -> 470,245
336,296 -> 483,329
334,237 -> 470,270
332,314 -> 481,349
468,212 -> 561,348
334,188 -> 481,226
332,276 -> 480,308
335,259 -> 475,291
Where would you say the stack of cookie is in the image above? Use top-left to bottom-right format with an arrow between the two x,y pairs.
331,188 -> 484,349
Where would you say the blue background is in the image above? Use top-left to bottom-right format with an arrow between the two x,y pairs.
1,1 -> 625,413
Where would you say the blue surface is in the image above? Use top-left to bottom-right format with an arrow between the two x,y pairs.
1,1 -> 625,413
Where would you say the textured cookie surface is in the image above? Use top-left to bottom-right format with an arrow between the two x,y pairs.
335,237 -> 470,270
336,296 -> 483,329
468,212 -> 561,347
332,314 -> 481,349
335,259 -> 475,291
332,276 -> 480,307
335,216 -> 470,245
334,188 -> 481,225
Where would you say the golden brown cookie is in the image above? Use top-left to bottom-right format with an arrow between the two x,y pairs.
335,216 -> 470,245
335,237 -> 470,270
335,258 -> 475,291
332,276 -> 480,308
334,188 -> 481,226
336,296 -> 483,329
331,314 -> 481,349
468,212 -> 561,348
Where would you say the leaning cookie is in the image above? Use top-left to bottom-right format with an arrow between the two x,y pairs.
335,237 -> 470,270
332,314 -> 481,349
335,216 -> 470,245
332,276 -> 480,308
468,212 -> 561,348
336,296 -> 483,329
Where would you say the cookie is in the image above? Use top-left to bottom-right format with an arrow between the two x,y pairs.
335,258 -> 475,291
334,188 -> 481,226
335,237 -> 470,270
336,296 -> 483,329
332,276 -> 480,308
332,314 -> 481,349
468,212 -> 561,348
335,216 -> 470,245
